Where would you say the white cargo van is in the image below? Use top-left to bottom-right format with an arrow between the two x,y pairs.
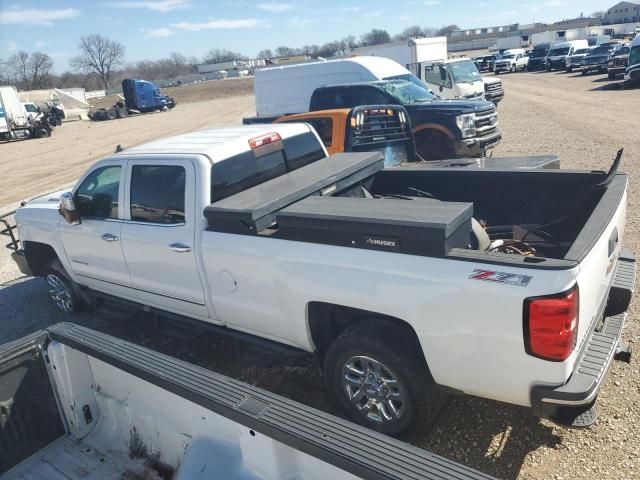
546,40 -> 589,71
254,57 -> 417,118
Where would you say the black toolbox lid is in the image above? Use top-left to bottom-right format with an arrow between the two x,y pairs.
277,196 -> 473,237
205,152 -> 384,234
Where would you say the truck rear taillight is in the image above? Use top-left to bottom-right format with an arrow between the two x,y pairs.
524,285 -> 579,362
249,132 -> 281,149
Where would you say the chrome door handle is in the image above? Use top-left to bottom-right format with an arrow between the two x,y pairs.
169,242 -> 191,253
101,233 -> 118,242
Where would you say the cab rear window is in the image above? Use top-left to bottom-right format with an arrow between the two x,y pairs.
211,132 -> 326,202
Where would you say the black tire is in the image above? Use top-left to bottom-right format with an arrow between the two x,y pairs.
323,319 -> 444,436
415,130 -> 455,161
116,107 -> 128,118
566,66 -> 573,73
106,109 -> 117,120
581,70 -> 587,76
45,259 -> 80,313
608,72 -> 616,80
510,64 -> 516,73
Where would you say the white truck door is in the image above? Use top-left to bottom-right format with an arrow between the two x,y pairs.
422,64 -> 454,99
120,159 -> 208,316
60,163 -> 131,286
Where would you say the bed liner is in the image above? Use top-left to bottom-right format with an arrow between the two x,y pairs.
45,323 -> 495,480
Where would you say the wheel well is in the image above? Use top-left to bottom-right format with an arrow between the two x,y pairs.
307,302 -> 424,360
23,241 -> 58,276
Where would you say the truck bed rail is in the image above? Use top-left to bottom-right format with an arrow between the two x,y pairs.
47,323 -> 494,480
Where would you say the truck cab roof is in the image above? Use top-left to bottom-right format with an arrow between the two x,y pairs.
121,124 -> 315,163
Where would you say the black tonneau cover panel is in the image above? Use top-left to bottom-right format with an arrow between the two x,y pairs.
276,196 -> 473,257
47,323 -> 495,480
205,152 -> 383,235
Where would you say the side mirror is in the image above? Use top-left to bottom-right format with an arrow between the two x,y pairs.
59,192 -> 81,225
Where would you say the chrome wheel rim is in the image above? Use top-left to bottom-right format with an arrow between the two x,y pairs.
341,356 -> 406,424
46,274 -> 73,312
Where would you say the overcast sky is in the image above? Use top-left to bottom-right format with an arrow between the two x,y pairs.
0,0 -> 613,71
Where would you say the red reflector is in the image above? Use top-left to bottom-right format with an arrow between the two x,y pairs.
524,285 -> 579,361
248,132 -> 281,149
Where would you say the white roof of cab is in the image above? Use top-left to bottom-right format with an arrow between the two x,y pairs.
122,123 -> 312,163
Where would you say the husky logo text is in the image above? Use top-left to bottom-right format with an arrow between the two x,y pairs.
469,269 -> 532,287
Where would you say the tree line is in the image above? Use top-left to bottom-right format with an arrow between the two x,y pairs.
0,25 -> 459,91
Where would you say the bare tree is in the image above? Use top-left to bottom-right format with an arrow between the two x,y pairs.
257,49 -> 274,59
203,48 -> 247,64
394,25 -> 425,41
275,46 -> 299,57
360,29 -> 391,47
71,34 -> 125,89
28,52 -> 53,89
6,51 -> 30,89
590,10 -> 607,19
436,25 -> 460,37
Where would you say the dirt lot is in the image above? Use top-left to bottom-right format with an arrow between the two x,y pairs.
1,71 -> 639,479
87,77 -> 254,109
0,80 -> 255,209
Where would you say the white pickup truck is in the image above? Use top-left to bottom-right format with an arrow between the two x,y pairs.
0,323 -> 493,479
10,124 -> 636,435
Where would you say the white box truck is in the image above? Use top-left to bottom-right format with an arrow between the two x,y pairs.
0,86 -> 29,141
346,37 -> 448,70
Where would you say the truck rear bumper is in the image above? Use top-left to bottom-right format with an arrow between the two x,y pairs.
531,249 -> 636,426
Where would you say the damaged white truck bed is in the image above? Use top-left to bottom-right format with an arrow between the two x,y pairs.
0,324 -> 493,480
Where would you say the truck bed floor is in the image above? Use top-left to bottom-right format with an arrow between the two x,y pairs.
2,435 -> 149,480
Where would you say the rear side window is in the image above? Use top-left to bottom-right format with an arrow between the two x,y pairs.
212,150 -> 287,202
282,131 -> 327,169
130,165 -> 186,224
211,132 -> 326,202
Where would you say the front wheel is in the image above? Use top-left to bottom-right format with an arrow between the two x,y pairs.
323,320 -> 443,436
566,66 -> 573,73
45,259 -> 83,313
510,64 -> 516,73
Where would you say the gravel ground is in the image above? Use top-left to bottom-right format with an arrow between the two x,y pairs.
1,69 -> 639,479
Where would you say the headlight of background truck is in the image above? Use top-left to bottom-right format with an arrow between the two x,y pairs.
456,114 -> 475,139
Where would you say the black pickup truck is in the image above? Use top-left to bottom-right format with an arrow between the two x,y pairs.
308,80 -> 501,160
245,80 -> 501,161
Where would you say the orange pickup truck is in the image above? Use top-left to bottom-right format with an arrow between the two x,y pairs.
274,105 -> 417,167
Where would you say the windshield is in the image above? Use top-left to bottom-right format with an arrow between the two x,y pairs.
448,60 -> 481,83
615,47 -> 630,56
630,45 -> 640,66
549,47 -> 570,56
383,75 -> 436,100
591,46 -> 611,55
502,53 -> 515,59
531,47 -> 549,58
378,80 -> 435,104
573,49 -> 590,55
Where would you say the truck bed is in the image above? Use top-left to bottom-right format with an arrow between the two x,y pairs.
4,436 -> 149,480
1,324 -> 493,480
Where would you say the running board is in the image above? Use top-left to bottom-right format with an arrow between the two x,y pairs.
47,323 -> 494,480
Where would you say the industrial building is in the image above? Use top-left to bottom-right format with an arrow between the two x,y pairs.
605,1 -> 640,24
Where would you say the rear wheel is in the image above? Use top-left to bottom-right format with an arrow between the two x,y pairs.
323,320 -> 444,436
608,72 -> 616,80
106,109 -> 117,120
566,66 -> 573,73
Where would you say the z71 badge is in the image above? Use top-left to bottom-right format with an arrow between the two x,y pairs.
469,269 -> 533,287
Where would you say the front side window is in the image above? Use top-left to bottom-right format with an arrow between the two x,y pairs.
130,165 -> 186,224
75,165 -> 121,219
